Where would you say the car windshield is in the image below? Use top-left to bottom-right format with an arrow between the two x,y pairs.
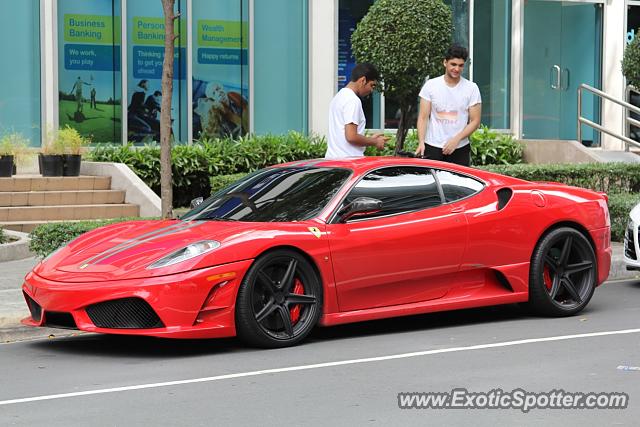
181,166 -> 351,222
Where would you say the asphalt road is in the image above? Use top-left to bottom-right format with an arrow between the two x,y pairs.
1,278 -> 639,426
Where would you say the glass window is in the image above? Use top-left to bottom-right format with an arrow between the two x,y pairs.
192,0 -> 248,140
0,0 -> 40,146
126,0 -> 187,144
628,4 -> 640,142
182,167 -> 350,222
435,169 -> 484,202
57,0 -> 122,144
338,0 -> 380,129
254,0 -> 308,134
344,167 -> 442,220
473,0 -> 511,129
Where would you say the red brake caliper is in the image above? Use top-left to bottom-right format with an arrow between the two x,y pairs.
543,265 -> 553,290
289,279 -> 305,325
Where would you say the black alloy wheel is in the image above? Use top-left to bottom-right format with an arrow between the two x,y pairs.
235,249 -> 322,348
528,227 -> 597,316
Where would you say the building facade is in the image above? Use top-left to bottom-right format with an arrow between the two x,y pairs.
0,0 -> 636,150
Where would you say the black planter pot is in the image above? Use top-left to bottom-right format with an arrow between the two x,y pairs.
0,155 -> 14,177
63,154 -> 82,177
40,154 -> 64,177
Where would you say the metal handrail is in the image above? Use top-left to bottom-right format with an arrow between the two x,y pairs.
577,83 -> 640,151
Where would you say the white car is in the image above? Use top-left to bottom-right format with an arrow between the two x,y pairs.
625,202 -> 640,271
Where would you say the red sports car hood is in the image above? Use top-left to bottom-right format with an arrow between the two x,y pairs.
34,220 -> 273,282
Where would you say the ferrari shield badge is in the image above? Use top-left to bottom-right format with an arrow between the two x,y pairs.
308,227 -> 322,238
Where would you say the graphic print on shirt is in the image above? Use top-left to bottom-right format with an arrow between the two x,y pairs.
434,104 -> 459,125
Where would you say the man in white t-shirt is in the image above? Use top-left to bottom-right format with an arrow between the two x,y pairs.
325,63 -> 388,159
415,45 -> 482,166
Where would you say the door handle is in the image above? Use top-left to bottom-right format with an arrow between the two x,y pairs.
561,68 -> 570,91
450,206 -> 464,213
550,65 -> 560,90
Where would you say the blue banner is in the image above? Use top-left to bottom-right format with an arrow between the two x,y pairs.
64,44 -> 121,71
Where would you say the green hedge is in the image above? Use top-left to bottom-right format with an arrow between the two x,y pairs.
89,130 -> 525,208
88,132 -> 327,207
478,163 -> 640,194
0,227 -> 7,244
608,192 -> 639,242
28,218 -> 153,258
363,127 -> 524,166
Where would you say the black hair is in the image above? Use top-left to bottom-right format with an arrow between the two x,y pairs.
445,45 -> 469,61
138,80 -> 149,87
153,91 -> 162,96
350,63 -> 380,82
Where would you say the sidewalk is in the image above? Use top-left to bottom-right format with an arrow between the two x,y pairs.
0,243 -> 638,342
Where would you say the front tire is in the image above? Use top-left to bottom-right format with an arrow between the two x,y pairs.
235,249 -> 322,348
528,227 -> 597,316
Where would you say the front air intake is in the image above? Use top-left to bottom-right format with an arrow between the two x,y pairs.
44,311 -> 77,329
24,292 -> 42,322
86,298 -> 164,329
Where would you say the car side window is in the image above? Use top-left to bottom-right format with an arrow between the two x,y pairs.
342,166 -> 442,220
435,170 -> 484,202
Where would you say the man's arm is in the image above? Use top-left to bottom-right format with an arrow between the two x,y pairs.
344,123 -> 387,150
442,103 -> 481,155
415,98 -> 431,155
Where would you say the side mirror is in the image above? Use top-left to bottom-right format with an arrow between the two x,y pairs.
338,197 -> 383,223
190,197 -> 204,209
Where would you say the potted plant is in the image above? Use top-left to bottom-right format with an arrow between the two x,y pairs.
40,128 -> 66,177
0,132 -> 31,177
58,126 -> 90,176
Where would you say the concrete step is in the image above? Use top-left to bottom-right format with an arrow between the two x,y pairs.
0,203 -> 139,223
0,190 -> 125,207
0,175 -> 111,192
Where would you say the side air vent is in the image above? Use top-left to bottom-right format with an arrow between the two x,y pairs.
496,188 -> 513,210
86,298 -> 164,329
494,271 -> 514,292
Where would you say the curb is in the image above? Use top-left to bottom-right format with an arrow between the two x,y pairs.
0,230 -> 35,262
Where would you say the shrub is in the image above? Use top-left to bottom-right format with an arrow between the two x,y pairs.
0,227 -> 7,244
469,125 -> 524,166
622,34 -> 640,89
608,192 -> 640,242
29,218 -> 153,258
351,0 -> 452,151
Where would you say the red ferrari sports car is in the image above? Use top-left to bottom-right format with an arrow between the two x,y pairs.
22,157 -> 611,347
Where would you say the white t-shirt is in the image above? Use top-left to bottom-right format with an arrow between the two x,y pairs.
325,87 -> 366,159
419,76 -> 481,148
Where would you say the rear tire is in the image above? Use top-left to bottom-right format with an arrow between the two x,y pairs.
235,249 -> 322,348
527,227 -> 597,316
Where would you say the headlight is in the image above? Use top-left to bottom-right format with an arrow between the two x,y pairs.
147,240 -> 221,269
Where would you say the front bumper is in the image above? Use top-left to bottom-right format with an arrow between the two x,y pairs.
21,259 -> 253,339
624,218 -> 640,271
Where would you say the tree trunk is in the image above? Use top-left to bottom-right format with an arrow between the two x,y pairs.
394,104 -> 412,155
160,0 -> 175,219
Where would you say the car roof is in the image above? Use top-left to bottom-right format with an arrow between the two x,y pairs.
277,156 -> 488,176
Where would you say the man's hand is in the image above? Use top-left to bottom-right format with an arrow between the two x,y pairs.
415,142 -> 425,156
371,133 -> 389,150
442,138 -> 460,155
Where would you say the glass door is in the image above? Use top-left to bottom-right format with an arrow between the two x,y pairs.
523,1 -> 602,143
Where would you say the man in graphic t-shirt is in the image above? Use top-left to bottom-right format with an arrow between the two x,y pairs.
325,63 -> 388,159
415,45 -> 481,166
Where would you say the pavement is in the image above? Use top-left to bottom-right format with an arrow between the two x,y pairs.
0,243 -> 637,343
